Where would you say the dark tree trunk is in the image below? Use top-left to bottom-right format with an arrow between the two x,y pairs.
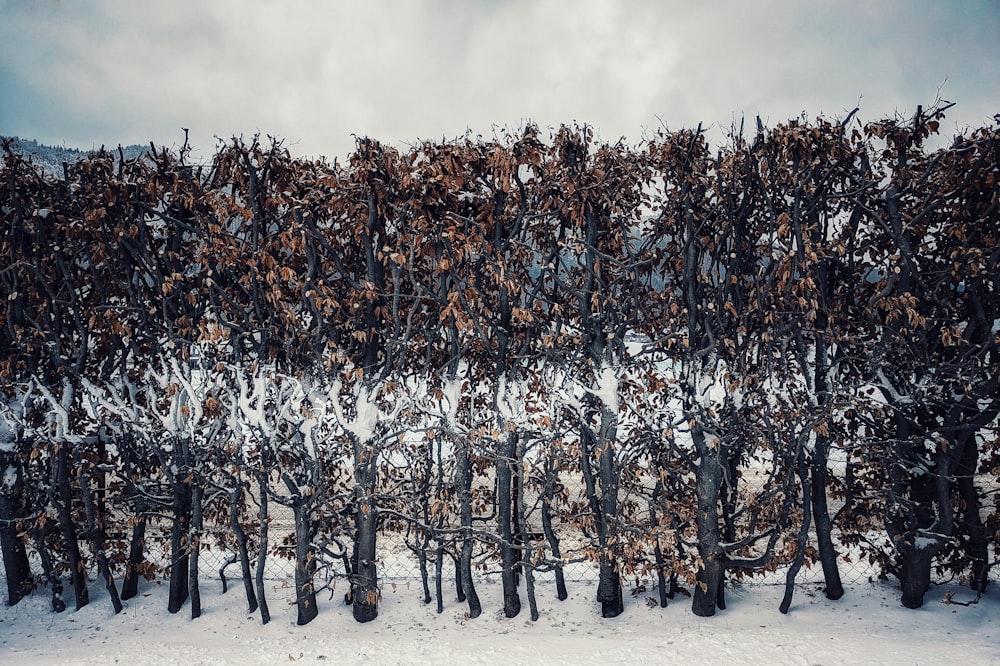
596,538 -> 623,619
454,437 -> 481,618
497,431 -> 521,617
899,544 -> 935,609
167,479 -> 191,614
352,440 -> 380,624
811,335 -> 844,600
410,444 -> 432,605
511,462 -> 524,582
955,432 -> 989,594
810,433 -> 844,600
434,543 -> 444,614
53,443 -> 88,610
580,414 -> 622,618
254,473 -> 270,625
292,501 -> 319,625
453,550 -> 465,602
598,403 -> 623,618
691,425 -> 724,617
229,483 -> 258,613
189,480 -> 203,619
0,452 -> 31,606
540,455 -> 568,601
516,439 -> 539,621
433,435 -> 446,613
75,447 -> 122,614
414,438 -> 433,605
120,499 -> 147,600
780,451 -> 812,613
893,471 -> 941,609
33,526 -> 65,612
885,417 -> 938,610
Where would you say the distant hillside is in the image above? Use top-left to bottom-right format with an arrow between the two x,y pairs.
1,136 -> 149,176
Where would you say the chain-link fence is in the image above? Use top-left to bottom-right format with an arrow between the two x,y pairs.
151,498 -> 995,591
3,467 -> 995,599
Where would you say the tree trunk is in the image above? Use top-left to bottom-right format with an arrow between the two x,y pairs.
899,543 -> 935,609
691,425 -> 724,617
352,438 -> 380,624
53,443 -> 88,610
580,416 -> 621,618
540,455 -> 568,601
120,498 -> 147,600
955,432 -> 989,594
33,525 -> 65,612
810,433 -> 844,600
189,480 -> 203,619
434,543 -> 444,614
811,335 -> 844,600
597,404 -> 623,618
254,473 -> 270,625
893,472 -> 941,609
497,431 -> 521,617
229,483 -> 258,612
75,446 -> 122,614
0,451 -> 31,606
292,501 -> 319,625
780,451 -> 812,613
167,479 -> 191,614
454,437 -> 481,618
517,436 -> 539,621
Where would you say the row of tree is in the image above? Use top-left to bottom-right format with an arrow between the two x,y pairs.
1,104 -> 997,626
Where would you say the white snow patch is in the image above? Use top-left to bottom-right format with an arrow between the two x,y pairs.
0,579 -> 995,665
594,364 -> 619,413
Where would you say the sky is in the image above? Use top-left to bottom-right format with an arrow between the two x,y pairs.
1,0 -> 998,160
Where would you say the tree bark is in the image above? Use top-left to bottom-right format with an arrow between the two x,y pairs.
0,450 -> 31,606
691,425 -> 724,617
899,544 -> 935,609
454,437 -> 481,618
517,436 -> 539,621
254,473 -> 270,625
955,428 -> 989,594
292,500 -> 319,625
53,443 -> 88,610
596,404 -> 623,618
120,500 -> 147,601
780,451 -> 812,613
229,483 -> 258,612
352,439 -> 380,623
811,335 -> 844,600
810,432 -> 844,600
167,478 -> 191,614
540,455 -> 568,601
188,479 -> 203,619
497,431 -> 521,617
32,525 -> 65,612
75,445 -> 122,614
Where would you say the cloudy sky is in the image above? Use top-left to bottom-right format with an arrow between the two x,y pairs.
2,0 -> 997,159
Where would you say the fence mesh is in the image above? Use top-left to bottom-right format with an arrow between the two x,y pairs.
3,470 -> 995,601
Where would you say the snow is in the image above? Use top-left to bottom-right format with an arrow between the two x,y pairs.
329,380 -> 380,445
496,373 -> 519,422
1,578 -> 996,665
594,364 -> 619,413
1,464 -> 15,490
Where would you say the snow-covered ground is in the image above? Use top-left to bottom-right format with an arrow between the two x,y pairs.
1,577 -> 996,665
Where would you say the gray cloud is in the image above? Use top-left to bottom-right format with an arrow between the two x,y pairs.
1,0 -> 996,158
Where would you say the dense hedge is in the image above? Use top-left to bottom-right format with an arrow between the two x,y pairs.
1,104 -> 997,625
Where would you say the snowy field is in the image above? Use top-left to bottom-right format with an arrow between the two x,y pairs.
1,577 -> 996,665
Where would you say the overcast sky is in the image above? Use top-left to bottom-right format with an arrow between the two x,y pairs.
2,0 -> 997,159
